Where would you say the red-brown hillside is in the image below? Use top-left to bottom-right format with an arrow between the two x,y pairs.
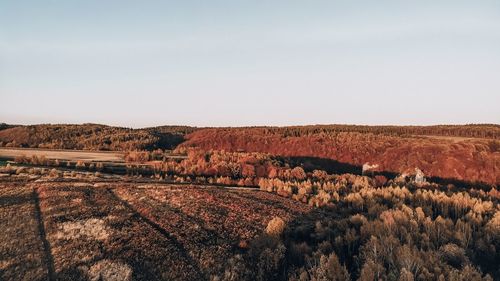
180,128 -> 499,185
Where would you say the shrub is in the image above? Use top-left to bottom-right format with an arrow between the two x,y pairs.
96,162 -> 104,171
291,167 -> 307,180
49,168 -> 60,178
265,217 -> 286,237
16,166 -> 26,175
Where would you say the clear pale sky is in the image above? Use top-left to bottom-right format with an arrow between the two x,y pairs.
1,1 -> 499,127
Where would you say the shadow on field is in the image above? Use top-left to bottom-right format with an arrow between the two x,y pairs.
32,188 -> 56,281
0,194 -> 32,208
106,188 -> 207,280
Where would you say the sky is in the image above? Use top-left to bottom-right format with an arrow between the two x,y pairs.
1,0 -> 499,128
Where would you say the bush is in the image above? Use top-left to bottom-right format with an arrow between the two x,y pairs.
49,168 -> 60,178
265,217 -> 286,237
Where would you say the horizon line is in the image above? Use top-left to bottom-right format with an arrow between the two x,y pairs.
2,121 -> 498,130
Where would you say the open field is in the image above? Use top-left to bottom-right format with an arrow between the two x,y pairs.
0,148 -> 187,168
0,179 -> 310,280
0,148 -> 125,163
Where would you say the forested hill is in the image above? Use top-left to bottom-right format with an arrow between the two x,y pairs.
0,123 -> 498,185
180,127 -> 499,185
0,124 -> 194,151
228,124 -> 500,139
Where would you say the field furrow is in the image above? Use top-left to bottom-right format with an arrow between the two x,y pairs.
36,183 -> 204,280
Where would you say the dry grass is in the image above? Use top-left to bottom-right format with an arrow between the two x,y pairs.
85,259 -> 132,281
53,218 -> 111,241
0,178 -> 310,280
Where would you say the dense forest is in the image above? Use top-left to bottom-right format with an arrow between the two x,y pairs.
180,128 -> 499,185
234,124 -> 500,139
215,174 -> 499,281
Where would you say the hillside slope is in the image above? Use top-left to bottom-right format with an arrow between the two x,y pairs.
0,124 -> 193,151
180,127 -> 499,185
